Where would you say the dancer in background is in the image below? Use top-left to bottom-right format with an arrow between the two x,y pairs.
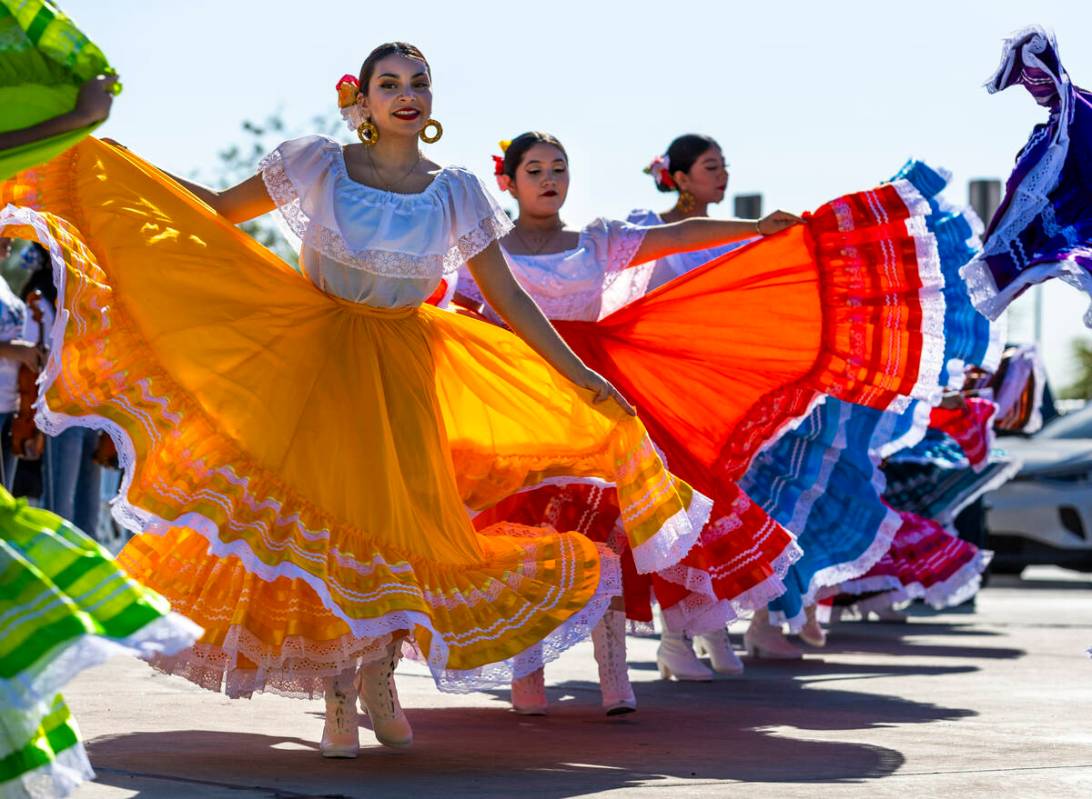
462,132 -> 801,710
458,129 -> 946,705
743,160 -> 1000,652
11,241 -> 102,532
1,42 -> 707,759
628,133 -> 755,290
0,11 -> 189,796
623,134 -> 761,669
0,2 -> 116,515
0,238 -> 38,490
962,26 -> 1092,326
0,1 -> 117,181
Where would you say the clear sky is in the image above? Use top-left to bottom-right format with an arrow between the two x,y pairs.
68,0 -> 1092,388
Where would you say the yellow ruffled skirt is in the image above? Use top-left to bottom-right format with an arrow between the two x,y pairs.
0,139 -> 706,697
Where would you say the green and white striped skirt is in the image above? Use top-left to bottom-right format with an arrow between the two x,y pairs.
0,489 -> 200,797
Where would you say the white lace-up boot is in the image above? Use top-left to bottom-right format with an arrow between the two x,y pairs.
591,609 -> 636,714
321,668 -> 360,758
356,644 -> 413,749
744,608 -> 803,660
693,627 -> 745,675
656,609 -> 715,681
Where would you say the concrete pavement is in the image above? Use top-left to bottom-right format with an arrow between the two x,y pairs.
66,567 -> 1092,798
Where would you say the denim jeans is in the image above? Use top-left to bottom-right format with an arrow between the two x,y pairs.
44,426 -> 102,536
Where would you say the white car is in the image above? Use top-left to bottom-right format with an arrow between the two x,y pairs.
986,404 -> 1092,574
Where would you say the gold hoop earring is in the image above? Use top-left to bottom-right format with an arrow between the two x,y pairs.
357,119 -> 379,146
419,118 -> 443,144
675,189 -> 696,214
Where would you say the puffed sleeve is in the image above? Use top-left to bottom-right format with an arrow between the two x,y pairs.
439,168 -> 513,271
258,135 -> 341,241
582,217 -> 648,275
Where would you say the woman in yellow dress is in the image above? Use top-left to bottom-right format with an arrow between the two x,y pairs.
0,42 -> 709,757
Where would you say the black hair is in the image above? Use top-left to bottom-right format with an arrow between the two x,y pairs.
358,42 -> 430,90
655,133 -> 720,193
502,131 -> 567,179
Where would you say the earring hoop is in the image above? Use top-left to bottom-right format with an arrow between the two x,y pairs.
675,189 -> 696,214
419,118 -> 443,144
357,119 -> 379,146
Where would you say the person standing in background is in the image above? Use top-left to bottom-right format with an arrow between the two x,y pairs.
19,243 -> 101,533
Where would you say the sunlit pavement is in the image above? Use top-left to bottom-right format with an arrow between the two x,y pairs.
69,567 -> 1092,799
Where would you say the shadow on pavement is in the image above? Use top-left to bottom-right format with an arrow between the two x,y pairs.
85,676 -> 974,798
703,659 -> 982,685
816,628 -> 1024,661
990,574 -> 1092,591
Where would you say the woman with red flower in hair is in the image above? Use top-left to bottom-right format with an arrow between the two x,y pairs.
0,43 -> 710,758
455,128 -> 948,711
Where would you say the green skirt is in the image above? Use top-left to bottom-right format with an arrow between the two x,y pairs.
0,489 -> 200,797
0,0 -> 118,179
1,695 -> 92,799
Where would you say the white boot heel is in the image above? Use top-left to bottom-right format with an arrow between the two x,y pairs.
592,608 -> 636,715
656,632 -> 714,682
744,610 -> 803,661
693,628 -> 745,676
320,669 -> 360,758
357,644 -> 414,749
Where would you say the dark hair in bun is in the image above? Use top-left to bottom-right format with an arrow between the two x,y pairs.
502,131 -> 568,178
654,133 -> 720,193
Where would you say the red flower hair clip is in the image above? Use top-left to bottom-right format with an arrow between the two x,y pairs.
336,74 -> 360,109
644,154 -> 676,191
493,140 -> 512,191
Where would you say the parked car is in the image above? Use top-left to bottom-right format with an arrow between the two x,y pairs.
986,404 -> 1092,574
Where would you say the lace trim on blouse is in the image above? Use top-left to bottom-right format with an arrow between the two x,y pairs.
259,146 -> 513,280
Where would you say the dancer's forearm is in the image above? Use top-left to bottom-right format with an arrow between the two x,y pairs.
632,211 -> 803,266
464,243 -> 634,414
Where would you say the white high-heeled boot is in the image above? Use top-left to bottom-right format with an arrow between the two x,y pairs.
693,627 -> 745,676
656,610 -> 714,682
744,609 -> 803,660
591,609 -> 636,715
356,644 -> 413,749
798,604 -> 828,648
511,665 -> 548,715
320,668 -> 360,758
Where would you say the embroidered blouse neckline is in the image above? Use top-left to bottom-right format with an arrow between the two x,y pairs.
335,143 -> 450,198
502,230 -> 586,260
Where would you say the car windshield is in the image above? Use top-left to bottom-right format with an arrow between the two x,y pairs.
1040,404 -> 1092,440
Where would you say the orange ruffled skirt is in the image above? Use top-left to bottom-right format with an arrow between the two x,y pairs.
511,184 -> 947,628
0,139 -> 708,697
555,185 -> 946,493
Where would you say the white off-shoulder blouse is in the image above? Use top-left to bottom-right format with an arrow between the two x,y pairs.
457,218 -> 654,322
259,135 -> 512,308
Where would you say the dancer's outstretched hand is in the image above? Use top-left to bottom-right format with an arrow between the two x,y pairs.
579,368 -> 636,416
74,75 -> 118,126
757,210 -> 803,236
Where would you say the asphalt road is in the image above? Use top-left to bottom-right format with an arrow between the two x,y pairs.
66,567 -> 1092,799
